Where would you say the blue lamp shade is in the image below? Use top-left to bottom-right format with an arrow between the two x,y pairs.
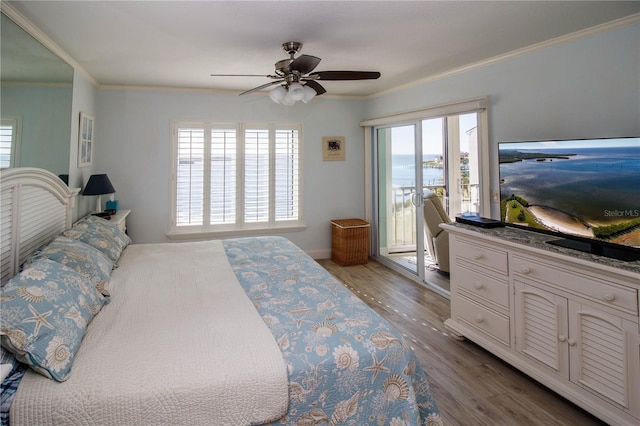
83,174 -> 115,212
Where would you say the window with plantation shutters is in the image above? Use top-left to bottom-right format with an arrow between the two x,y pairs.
0,117 -> 21,169
171,122 -> 303,237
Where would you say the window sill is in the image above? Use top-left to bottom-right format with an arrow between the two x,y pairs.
166,224 -> 307,240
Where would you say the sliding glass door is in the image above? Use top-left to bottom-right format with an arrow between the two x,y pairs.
373,111 -> 483,296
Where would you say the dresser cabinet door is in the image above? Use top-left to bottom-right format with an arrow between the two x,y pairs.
568,301 -> 639,414
514,280 -> 569,378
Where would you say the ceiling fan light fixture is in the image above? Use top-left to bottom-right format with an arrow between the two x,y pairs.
281,92 -> 297,106
288,82 -> 305,101
269,85 -> 287,103
302,85 -> 317,103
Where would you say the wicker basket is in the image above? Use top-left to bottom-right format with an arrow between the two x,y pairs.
331,219 -> 370,266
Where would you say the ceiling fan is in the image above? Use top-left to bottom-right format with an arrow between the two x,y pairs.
210,41 -> 381,105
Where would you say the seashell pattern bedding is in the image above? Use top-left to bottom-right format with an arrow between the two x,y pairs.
224,236 -> 443,425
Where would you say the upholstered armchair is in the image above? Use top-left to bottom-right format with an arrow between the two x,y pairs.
423,192 -> 452,273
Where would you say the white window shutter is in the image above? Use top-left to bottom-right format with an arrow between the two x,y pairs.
275,128 -> 299,221
210,128 -> 237,224
176,127 -> 205,226
244,128 -> 270,223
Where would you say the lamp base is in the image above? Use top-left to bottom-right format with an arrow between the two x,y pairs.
95,194 -> 102,213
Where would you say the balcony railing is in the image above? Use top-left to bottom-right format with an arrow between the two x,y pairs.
389,183 -> 478,250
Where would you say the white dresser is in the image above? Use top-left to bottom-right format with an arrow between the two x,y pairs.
442,223 -> 640,426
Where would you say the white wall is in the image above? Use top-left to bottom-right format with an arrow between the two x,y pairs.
69,71 -> 98,218
94,89 -> 367,255
364,23 -> 640,219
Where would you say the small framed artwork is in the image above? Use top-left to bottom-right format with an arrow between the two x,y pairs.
78,112 -> 94,167
322,136 -> 345,161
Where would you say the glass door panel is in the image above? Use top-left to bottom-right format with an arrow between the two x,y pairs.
422,117 -> 447,197
420,113 -> 480,217
448,113 -> 480,217
421,118 -> 445,262
376,125 -> 421,275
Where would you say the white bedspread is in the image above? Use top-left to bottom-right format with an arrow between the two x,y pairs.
10,241 -> 289,425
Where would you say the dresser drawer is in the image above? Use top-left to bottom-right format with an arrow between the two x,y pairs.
456,265 -> 509,309
454,237 -> 509,275
454,295 -> 510,346
512,256 -> 638,315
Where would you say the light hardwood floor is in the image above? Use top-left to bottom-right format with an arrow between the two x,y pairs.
317,258 -> 607,426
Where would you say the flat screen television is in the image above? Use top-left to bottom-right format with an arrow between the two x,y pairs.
498,137 -> 640,261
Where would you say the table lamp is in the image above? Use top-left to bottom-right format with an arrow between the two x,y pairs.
83,174 -> 115,213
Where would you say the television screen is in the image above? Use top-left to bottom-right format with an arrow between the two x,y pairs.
498,137 -> 640,258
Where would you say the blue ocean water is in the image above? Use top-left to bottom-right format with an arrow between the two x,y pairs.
391,154 -> 444,187
499,146 -> 640,224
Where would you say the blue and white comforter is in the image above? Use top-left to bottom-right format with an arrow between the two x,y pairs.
224,236 -> 443,426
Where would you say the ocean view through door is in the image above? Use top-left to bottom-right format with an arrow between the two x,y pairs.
376,124 -> 424,278
374,113 -> 480,296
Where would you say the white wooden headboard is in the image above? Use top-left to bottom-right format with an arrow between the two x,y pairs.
1,168 -> 79,284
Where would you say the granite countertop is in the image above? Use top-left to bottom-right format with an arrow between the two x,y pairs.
443,222 -> 640,275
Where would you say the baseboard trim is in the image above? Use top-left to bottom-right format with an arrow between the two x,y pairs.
306,248 -> 331,260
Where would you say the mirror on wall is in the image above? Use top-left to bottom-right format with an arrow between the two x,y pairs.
1,12 -> 73,177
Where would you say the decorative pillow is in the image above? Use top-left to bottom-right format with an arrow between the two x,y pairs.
0,259 -> 107,381
32,236 -> 113,297
64,215 -> 131,263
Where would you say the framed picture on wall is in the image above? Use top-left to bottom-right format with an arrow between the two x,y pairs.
322,136 -> 345,161
78,112 -> 94,167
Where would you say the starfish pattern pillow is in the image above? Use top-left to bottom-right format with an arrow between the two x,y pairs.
0,259 -> 107,381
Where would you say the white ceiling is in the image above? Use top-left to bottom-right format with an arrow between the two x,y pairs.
6,0 -> 640,97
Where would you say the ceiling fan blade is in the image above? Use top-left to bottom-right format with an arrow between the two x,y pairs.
289,55 -> 321,74
303,80 -> 326,96
239,80 -> 283,95
309,71 -> 381,80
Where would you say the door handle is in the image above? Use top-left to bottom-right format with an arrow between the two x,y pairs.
411,193 -> 423,207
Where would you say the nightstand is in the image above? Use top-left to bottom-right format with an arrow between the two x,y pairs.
110,209 -> 130,234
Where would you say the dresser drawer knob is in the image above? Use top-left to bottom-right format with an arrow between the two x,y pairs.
520,267 -> 531,274
473,253 -> 483,261
567,339 -> 577,347
602,293 -> 615,302
474,314 -> 484,323
474,282 -> 483,290
558,335 -> 567,342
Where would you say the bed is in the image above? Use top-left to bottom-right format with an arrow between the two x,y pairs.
0,167 -> 442,426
